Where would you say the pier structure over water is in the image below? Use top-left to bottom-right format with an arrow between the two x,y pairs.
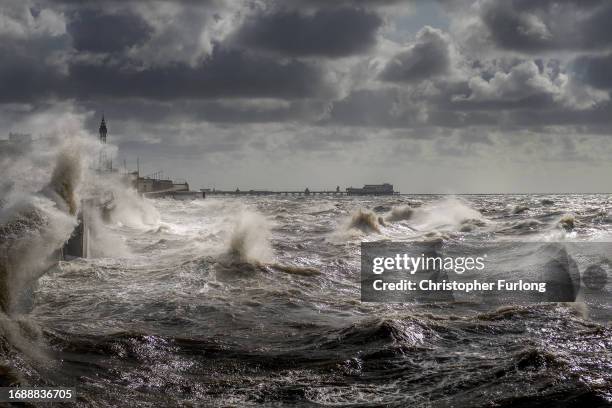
202,184 -> 398,196
203,188 -> 346,196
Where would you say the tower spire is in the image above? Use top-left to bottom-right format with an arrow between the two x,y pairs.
99,114 -> 107,144
98,114 -> 109,172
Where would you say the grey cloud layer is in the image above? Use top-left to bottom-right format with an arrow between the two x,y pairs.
380,26 -> 451,82
477,0 -> 612,52
67,8 -> 153,53
1,0 -> 612,140
233,7 -> 382,57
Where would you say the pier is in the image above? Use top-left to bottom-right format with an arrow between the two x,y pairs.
203,188 -> 346,196
201,184 -> 399,197
144,189 -> 204,199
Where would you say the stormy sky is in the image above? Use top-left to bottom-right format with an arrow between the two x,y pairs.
2,0 -> 612,193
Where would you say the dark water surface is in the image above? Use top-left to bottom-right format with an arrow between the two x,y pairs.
2,195 -> 611,406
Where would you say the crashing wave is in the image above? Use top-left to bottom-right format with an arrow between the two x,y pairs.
558,214 -> 575,232
0,148 -> 81,315
348,210 -> 382,234
512,205 -> 529,215
386,206 -> 414,222
225,211 -> 272,264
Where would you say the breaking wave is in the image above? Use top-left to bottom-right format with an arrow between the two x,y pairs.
348,210 -> 382,234
226,211 -> 273,264
0,147 -> 82,315
90,175 -> 160,229
384,198 -> 485,234
512,205 -> 529,215
44,149 -> 82,215
558,214 -> 576,231
385,206 -> 414,222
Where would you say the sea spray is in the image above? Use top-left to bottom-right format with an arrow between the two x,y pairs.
386,206 -> 414,222
0,146 -> 83,315
558,214 -> 576,232
217,209 -> 324,277
1,114 -> 101,205
80,174 -> 160,258
84,200 -> 129,258
43,149 -> 82,215
227,211 -> 273,264
326,209 -> 384,244
0,124 -> 98,315
348,210 -> 382,234
0,113 -> 161,386
404,198 -> 484,232
86,174 -> 160,229
0,203 -> 76,316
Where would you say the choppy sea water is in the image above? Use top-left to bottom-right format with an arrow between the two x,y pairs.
2,194 -> 612,407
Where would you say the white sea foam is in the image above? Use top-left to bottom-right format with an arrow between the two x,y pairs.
227,210 -> 273,263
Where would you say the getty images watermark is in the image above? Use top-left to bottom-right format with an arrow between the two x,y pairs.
361,241 -> 610,309
370,252 -> 548,293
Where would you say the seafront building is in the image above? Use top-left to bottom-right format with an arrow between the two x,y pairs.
95,116 -> 190,195
346,183 -> 396,195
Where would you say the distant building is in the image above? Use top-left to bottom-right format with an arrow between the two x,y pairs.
94,114 -> 195,197
173,181 -> 189,191
132,173 -> 189,194
135,177 -> 168,193
346,183 -> 396,196
137,177 -> 155,193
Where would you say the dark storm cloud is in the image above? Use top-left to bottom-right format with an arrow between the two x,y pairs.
68,46 -> 332,100
67,9 -> 153,53
0,45 -> 64,103
292,0 -> 402,6
477,0 -> 612,52
572,53 -> 612,90
0,45 -> 333,102
233,7 -> 382,57
380,26 -> 451,82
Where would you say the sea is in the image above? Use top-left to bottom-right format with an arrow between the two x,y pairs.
1,193 -> 611,407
